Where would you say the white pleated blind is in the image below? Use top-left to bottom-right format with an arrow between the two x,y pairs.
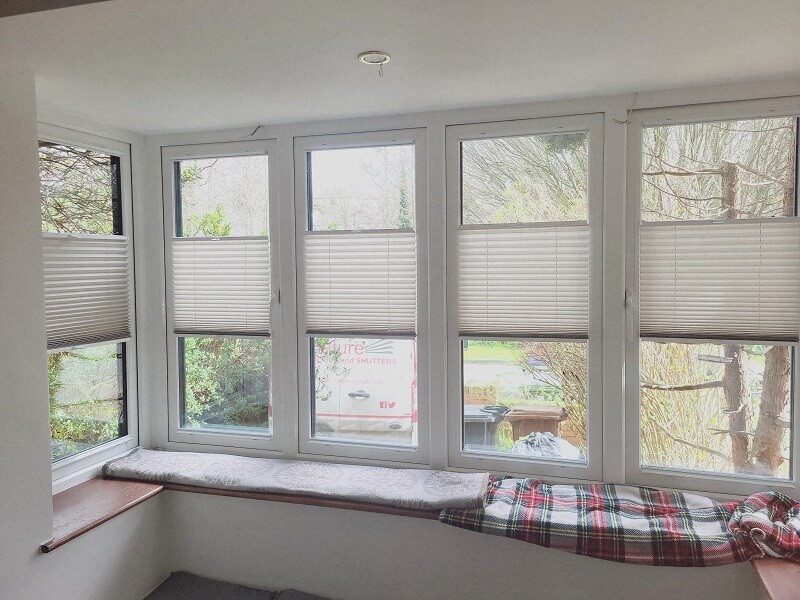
458,224 -> 589,338
43,235 -> 132,350
640,219 -> 800,342
304,231 -> 416,336
172,237 -> 271,336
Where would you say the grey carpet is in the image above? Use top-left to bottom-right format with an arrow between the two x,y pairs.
145,572 -> 332,600
145,572 -> 277,600
276,592 -> 332,600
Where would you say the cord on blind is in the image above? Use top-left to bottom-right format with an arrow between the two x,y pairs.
305,231 -> 416,336
172,237 -> 270,336
458,223 -> 589,338
640,219 -> 800,343
43,235 -> 132,350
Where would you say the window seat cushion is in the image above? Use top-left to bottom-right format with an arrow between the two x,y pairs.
104,448 -> 489,511
440,477 -> 800,567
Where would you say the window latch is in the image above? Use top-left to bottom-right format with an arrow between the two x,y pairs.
624,289 -> 635,342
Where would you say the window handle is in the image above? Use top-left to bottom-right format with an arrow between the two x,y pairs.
625,289 -> 635,343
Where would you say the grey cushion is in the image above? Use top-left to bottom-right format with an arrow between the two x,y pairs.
275,591 -> 331,600
145,572 -> 277,600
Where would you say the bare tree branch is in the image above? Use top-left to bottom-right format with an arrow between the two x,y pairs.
652,420 -> 732,461
641,380 -> 723,392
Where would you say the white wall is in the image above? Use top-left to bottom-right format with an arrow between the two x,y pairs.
27,498 -> 168,600
0,70 -> 169,600
164,491 -> 757,600
0,69 -> 783,600
0,68 -> 53,598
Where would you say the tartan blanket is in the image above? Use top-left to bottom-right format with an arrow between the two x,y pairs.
728,491 -> 800,561
439,478 -> 800,567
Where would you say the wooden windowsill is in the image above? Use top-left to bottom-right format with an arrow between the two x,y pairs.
157,481 -> 441,520
753,558 -> 800,600
42,473 -> 439,553
41,478 -> 163,553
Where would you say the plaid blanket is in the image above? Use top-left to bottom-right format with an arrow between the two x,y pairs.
439,478 -> 800,567
728,491 -> 800,561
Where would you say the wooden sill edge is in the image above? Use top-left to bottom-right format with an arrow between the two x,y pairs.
41,479 -> 164,553
41,474 -> 449,553
752,558 -> 800,600
108,477 -> 442,520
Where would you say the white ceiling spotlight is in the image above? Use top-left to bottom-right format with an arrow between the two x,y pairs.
358,50 -> 390,77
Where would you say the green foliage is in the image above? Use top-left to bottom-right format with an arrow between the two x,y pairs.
51,415 -> 118,446
49,346 -> 124,462
180,164 -> 204,185
313,337 -> 350,403
185,205 -> 232,237
47,352 -> 67,408
182,337 -> 271,429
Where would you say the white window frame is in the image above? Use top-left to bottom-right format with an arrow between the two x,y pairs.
162,139 -> 283,452
625,97 -> 800,497
445,114 -> 604,480
294,128 -> 430,464
41,123 -> 140,483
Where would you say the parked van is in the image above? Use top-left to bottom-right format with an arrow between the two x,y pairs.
314,338 -> 417,445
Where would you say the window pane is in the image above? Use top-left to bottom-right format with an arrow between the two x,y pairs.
311,337 -> 417,446
309,145 -> 415,231
461,132 -> 589,224
39,142 -> 121,235
640,342 -> 792,479
461,340 -> 586,462
180,337 -> 271,434
49,343 -> 126,462
177,155 -> 269,237
642,117 -> 797,221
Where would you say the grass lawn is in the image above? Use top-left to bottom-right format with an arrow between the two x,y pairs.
463,341 -> 522,363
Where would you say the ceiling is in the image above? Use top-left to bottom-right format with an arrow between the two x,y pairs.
2,0 -> 800,135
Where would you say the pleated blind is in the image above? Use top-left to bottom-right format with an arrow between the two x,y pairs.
43,235 -> 132,350
458,223 -> 590,338
304,231 -> 416,336
172,237 -> 271,336
640,219 -> 800,342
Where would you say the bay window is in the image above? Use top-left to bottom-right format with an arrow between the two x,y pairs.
626,99 -> 800,495
39,124 -> 138,473
446,115 -> 604,478
295,130 -> 428,462
147,97 -> 800,499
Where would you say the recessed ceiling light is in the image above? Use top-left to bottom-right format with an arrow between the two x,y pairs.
358,51 -> 391,66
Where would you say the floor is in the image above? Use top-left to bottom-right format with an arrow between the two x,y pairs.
145,572 -> 328,600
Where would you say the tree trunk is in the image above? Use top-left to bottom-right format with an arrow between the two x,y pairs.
723,344 -> 752,471
751,120 -> 796,475
782,119 -> 796,217
719,163 -> 752,472
721,160 -> 739,219
752,346 -> 791,475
